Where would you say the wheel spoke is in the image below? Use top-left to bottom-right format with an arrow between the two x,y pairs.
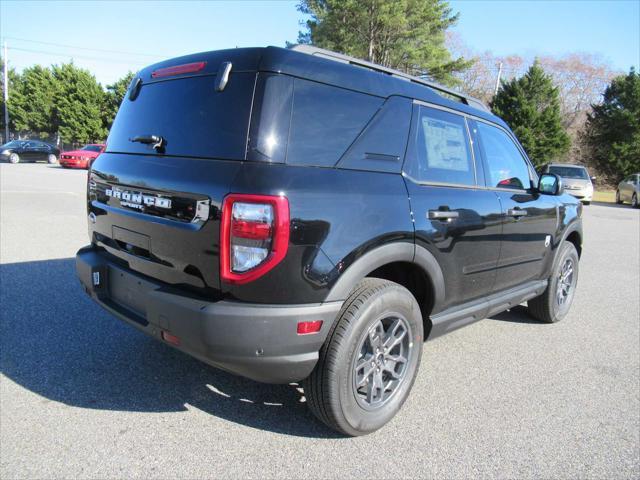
355,357 -> 376,386
382,318 -> 407,350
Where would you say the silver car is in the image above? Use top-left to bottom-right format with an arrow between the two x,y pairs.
616,173 -> 640,208
540,164 -> 595,205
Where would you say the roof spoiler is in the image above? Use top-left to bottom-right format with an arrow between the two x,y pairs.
290,45 -> 490,113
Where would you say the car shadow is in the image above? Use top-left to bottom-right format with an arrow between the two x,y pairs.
487,304 -> 542,324
591,201 -> 634,210
0,258 -> 341,438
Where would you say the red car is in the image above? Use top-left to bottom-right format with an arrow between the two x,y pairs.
59,144 -> 105,169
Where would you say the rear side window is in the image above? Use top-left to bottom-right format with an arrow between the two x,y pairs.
406,106 -> 475,186
107,72 -> 256,160
286,79 -> 382,167
476,122 -> 532,190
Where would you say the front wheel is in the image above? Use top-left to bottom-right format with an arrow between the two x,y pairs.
47,154 -> 58,164
528,242 -> 579,323
632,193 -> 639,209
303,278 -> 423,436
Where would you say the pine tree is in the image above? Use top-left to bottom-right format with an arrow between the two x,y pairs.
295,0 -> 472,85
491,61 -> 570,167
583,68 -> 639,181
51,62 -> 106,144
102,72 -> 135,132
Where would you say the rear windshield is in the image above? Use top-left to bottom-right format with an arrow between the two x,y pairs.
81,145 -> 103,152
549,166 -> 589,179
106,72 -> 256,160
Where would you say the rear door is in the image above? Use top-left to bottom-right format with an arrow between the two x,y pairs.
89,56 -> 258,298
473,120 -> 558,292
405,104 -> 503,311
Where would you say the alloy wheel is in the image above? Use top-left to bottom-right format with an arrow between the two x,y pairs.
352,315 -> 412,410
556,258 -> 574,306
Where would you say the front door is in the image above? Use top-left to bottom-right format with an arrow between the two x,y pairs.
472,120 -> 557,292
405,105 -> 503,312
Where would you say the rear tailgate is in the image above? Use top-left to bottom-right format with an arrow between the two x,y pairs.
88,50 -> 260,298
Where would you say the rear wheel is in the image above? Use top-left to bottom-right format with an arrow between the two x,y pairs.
9,153 -> 19,164
303,278 -> 423,436
632,193 -> 639,209
47,154 -> 58,164
528,242 -> 579,323
615,190 -> 623,204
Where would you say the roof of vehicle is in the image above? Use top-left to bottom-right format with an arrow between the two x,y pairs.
136,46 -> 507,129
548,163 -> 588,169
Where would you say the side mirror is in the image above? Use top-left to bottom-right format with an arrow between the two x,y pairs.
538,173 -> 564,195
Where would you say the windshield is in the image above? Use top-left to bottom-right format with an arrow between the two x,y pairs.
81,145 -> 103,152
2,141 -> 26,149
549,166 -> 589,179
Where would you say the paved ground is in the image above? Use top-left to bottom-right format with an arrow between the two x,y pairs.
1,163 -> 639,479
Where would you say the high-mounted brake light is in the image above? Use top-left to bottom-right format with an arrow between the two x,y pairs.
220,194 -> 289,284
151,61 -> 207,78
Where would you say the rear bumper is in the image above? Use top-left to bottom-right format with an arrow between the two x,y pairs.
76,246 -> 341,383
60,159 -> 88,168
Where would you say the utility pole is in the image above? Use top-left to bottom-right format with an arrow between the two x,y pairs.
494,61 -> 503,96
3,40 -> 8,143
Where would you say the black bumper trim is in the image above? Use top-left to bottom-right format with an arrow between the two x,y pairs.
76,246 -> 342,383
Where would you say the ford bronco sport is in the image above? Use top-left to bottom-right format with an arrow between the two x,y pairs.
76,45 -> 583,436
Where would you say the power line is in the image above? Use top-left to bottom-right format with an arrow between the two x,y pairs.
2,36 -> 162,58
7,46 -> 151,66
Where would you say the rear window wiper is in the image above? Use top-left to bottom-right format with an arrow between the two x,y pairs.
130,135 -> 166,152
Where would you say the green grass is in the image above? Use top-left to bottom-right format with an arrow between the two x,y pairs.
593,190 -> 616,203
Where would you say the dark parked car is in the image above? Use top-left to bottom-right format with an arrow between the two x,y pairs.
76,46 -> 583,436
0,140 -> 60,164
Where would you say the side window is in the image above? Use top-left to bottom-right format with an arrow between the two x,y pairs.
286,79 -> 382,167
406,106 -> 476,186
476,122 -> 532,190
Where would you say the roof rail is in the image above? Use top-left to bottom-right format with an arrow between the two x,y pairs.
290,44 -> 490,112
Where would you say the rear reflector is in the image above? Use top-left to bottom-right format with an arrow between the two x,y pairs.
152,61 -> 206,78
297,320 -> 323,335
161,331 -> 181,346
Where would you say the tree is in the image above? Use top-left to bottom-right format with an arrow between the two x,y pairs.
295,0 -> 472,84
102,71 -> 134,131
491,61 -> 570,167
0,57 -> 23,139
7,65 -> 57,137
51,62 -> 106,143
583,68 -> 639,181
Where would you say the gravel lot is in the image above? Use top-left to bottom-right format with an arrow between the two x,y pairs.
1,163 -> 639,479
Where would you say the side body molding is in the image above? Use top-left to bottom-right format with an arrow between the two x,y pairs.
325,243 -> 446,312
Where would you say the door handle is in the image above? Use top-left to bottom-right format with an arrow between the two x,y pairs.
428,210 -> 459,221
506,208 -> 528,217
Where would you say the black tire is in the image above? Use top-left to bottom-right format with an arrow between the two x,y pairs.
528,242 -> 579,323
632,193 -> 639,209
582,201 -> 591,205
9,153 -> 19,164
303,278 -> 423,436
615,190 -> 623,204
47,153 -> 58,164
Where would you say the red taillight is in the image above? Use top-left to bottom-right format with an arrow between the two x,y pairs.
151,61 -> 206,78
231,220 -> 272,240
220,194 -> 289,285
297,320 -> 323,335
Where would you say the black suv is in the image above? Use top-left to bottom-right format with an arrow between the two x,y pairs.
76,46 -> 583,436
